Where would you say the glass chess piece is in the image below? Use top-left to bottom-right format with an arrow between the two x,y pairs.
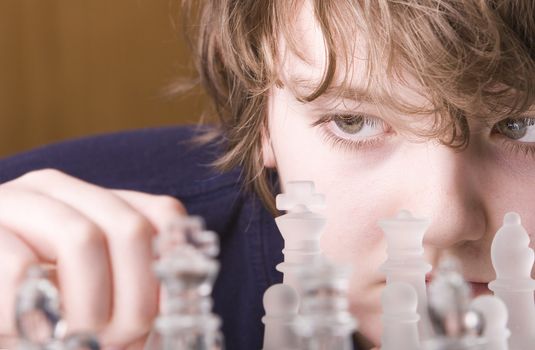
423,256 -> 486,350
380,282 -> 422,350
15,265 -> 100,350
469,295 -> 510,350
489,212 -> 535,350
294,257 -> 357,350
144,216 -> 224,350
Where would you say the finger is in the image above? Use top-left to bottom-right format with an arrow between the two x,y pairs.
0,185 -> 112,333
112,190 -> 187,233
124,333 -> 149,350
112,190 -> 188,326
0,335 -> 19,350
16,170 -> 159,344
0,225 -> 39,336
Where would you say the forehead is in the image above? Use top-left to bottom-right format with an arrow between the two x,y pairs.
277,0 -> 432,110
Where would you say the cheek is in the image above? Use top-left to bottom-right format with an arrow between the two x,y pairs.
272,132 -> 392,283
472,155 -> 535,237
319,191 -> 387,279
268,90 -> 398,281
482,183 -> 535,255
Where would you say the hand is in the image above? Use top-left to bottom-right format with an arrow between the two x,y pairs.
0,169 -> 187,348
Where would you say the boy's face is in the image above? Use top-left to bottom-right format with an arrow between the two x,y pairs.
264,1 -> 535,345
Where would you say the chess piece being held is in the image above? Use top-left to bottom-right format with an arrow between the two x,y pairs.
15,265 -> 100,350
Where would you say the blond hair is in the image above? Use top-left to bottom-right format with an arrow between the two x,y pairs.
181,0 -> 535,214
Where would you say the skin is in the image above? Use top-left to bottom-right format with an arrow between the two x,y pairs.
0,168 -> 186,349
0,1 -> 534,349
263,1 -> 535,346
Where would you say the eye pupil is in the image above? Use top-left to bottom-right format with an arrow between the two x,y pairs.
507,119 -> 523,131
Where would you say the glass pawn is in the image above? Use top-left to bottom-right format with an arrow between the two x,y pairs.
144,216 -> 224,350
294,257 -> 357,350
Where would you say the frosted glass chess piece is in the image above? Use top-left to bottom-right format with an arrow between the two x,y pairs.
424,257 -> 485,350
144,216 -> 223,350
470,295 -> 510,350
294,257 -> 357,350
262,284 -> 300,350
489,212 -> 535,350
15,265 -> 100,350
378,210 -> 433,339
275,181 -> 326,292
381,282 -> 421,350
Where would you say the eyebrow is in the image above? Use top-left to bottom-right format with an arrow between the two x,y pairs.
289,77 -> 376,103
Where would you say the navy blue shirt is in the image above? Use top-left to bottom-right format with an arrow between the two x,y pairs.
0,126 -> 364,350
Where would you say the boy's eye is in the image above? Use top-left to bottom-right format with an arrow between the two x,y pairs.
313,113 -> 391,152
329,114 -> 386,139
493,117 -> 535,142
333,115 -> 365,134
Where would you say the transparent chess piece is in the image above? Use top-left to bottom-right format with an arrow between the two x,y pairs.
144,216 -> 224,350
275,181 -> 326,293
489,212 -> 535,350
423,256 -> 486,350
15,265 -> 100,350
381,282 -> 421,350
469,295 -> 510,350
294,257 -> 357,350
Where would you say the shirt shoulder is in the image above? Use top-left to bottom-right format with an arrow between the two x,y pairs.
0,125 -> 240,199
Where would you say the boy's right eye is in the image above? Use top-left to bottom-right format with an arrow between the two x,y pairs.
333,114 -> 365,134
312,113 -> 393,152
327,113 -> 389,139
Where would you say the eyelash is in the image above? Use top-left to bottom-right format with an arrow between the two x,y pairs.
491,116 -> 535,158
313,114 -> 535,157
492,134 -> 535,160
312,114 -> 388,152
499,141 -> 535,159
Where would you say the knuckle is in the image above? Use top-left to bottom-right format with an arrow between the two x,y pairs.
115,214 -> 155,242
154,195 -> 187,216
63,219 -> 106,250
126,316 -> 153,335
21,168 -> 65,181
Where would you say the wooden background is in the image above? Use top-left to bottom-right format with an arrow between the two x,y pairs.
0,0 -> 206,157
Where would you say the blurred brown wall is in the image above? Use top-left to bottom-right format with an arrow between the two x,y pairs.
0,0 -> 206,157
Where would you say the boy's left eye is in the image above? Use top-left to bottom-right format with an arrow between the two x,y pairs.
492,117 -> 535,142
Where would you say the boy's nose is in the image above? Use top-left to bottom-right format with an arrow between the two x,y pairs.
400,142 -> 488,250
